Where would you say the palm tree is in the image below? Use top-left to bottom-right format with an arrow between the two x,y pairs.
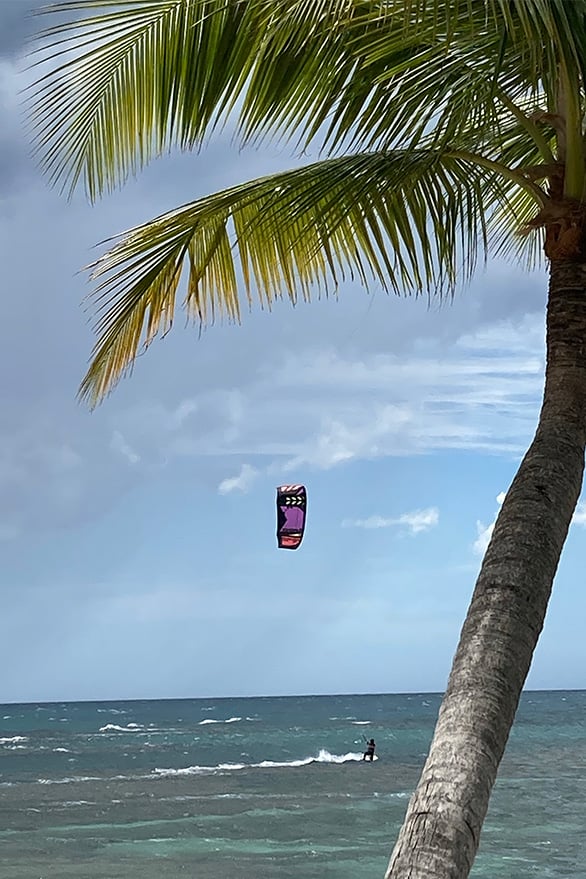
28,1 -> 586,876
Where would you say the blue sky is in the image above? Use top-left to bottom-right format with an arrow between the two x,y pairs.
1,1 -> 585,703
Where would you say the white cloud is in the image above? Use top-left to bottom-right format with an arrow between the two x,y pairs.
110,430 -> 140,465
398,508 -> 440,533
474,491 -> 506,556
218,463 -> 258,495
343,506 -> 439,535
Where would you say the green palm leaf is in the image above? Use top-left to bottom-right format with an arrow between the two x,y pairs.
29,0 -> 386,197
29,0 -> 258,197
79,149 -> 524,405
29,0 -> 584,200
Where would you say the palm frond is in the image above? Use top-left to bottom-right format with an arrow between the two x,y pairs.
29,0 -> 586,201
28,0 -> 380,198
79,149 -> 527,405
28,0 -> 256,198
322,0 -> 584,155
490,185 -> 545,269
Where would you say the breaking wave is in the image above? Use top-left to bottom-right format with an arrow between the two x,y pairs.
98,723 -> 144,733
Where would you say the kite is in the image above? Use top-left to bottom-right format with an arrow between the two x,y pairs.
276,485 -> 307,550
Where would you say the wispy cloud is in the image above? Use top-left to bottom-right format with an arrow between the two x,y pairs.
110,431 -> 140,465
343,506 -> 439,535
70,313 -> 546,484
263,319 -> 544,469
218,463 -> 258,495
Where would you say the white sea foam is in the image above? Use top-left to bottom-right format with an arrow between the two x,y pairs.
98,723 -> 144,733
199,716 -> 242,725
38,776 -> 102,785
351,721 -> 371,725
0,736 -> 27,744
153,749 -> 377,777
53,748 -> 71,753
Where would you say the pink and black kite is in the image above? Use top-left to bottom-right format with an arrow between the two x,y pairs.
276,485 -> 307,550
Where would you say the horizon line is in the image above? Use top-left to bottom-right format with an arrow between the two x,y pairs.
0,686 -> 582,707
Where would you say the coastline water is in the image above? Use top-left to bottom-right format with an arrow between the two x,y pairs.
0,691 -> 584,878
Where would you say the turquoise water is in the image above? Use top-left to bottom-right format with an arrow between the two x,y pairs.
0,691 -> 584,878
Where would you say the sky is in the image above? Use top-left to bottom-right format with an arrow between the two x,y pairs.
1,1 -> 585,704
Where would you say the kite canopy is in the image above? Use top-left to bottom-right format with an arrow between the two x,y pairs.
276,485 -> 307,550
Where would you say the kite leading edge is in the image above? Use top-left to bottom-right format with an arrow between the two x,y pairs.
276,485 -> 307,550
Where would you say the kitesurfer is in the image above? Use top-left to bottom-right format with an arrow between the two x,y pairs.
363,738 -> 376,761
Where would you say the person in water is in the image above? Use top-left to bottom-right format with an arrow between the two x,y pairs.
363,738 -> 376,761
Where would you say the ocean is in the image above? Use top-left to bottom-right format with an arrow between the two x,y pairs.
0,691 -> 583,879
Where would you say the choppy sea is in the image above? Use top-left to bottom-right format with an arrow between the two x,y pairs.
0,691 -> 584,879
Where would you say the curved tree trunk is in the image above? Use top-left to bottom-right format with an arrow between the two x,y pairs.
386,259 -> 586,879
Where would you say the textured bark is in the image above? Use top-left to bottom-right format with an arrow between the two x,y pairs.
386,259 -> 586,879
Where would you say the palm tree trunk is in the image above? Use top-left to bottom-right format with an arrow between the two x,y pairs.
386,258 -> 586,879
